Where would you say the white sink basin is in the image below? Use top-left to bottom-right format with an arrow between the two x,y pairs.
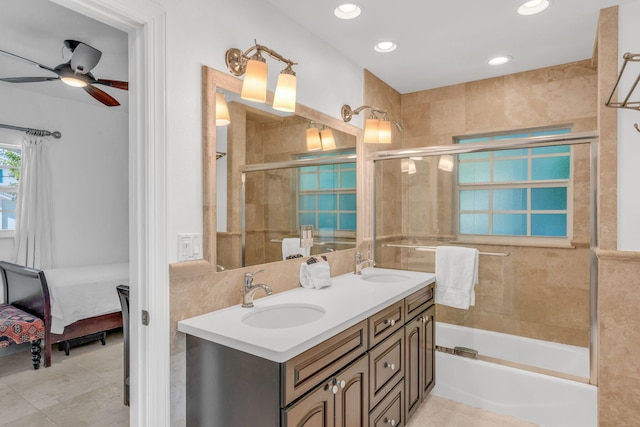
361,273 -> 412,283
241,303 -> 326,329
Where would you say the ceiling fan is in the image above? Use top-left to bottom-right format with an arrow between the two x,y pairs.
0,39 -> 128,107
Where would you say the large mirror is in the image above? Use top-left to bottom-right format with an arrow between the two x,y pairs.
202,66 -> 361,271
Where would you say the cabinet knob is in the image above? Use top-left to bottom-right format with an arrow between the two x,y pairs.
331,384 -> 338,394
339,380 -> 346,389
421,315 -> 430,324
384,418 -> 396,426
385,318 -> 395,326
384,362 -> 396,371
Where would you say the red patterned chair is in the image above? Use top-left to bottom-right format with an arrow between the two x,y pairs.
0,304 -> 46,369
0,262 -> 51,369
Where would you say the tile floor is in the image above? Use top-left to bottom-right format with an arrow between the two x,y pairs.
0,330 -> 128,427
0,332 -> 538,426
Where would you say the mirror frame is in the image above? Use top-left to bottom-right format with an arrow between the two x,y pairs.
202,65 -> 364,270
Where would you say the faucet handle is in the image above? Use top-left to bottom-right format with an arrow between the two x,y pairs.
245,269 -> 265,278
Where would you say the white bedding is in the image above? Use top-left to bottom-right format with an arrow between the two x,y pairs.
43,263 -> 129,334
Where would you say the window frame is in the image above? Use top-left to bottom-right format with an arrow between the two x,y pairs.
452,128 -> 575,248
295,149 -> 357,238
0,142 -> 21,238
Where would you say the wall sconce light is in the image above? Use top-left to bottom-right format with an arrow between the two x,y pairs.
225,40 -> 298,112
216,91 -> 230,126
306,126 -> 322,151
341,104 -> 403,143
306,123 -> 337,151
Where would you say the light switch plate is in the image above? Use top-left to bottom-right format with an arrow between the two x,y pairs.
178,233 -> 202,261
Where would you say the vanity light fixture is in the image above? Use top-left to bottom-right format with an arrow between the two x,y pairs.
225,41 -> 298,111
334,3 -> 362,20
341,104 -> 403,144
215,91 -> 231,126
517,0 -> 550,16
306,125 -> 322,151
306,122 -> 337,151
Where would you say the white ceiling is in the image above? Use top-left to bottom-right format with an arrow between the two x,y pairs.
1,0 -> 637,108
0,0 -> 128,109
265,0 -> 639,93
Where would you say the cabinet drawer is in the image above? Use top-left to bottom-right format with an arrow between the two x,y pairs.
283,320 -> 368,406
404,284 -> 433,321
369,327 -> 404,410
369,379 -> 404,427
369,300 -> 404,348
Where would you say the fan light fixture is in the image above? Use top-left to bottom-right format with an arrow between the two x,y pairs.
341,104 -> 403,144
60,76 -> 88,88
225,41 -> 297,112
216,91 -> 230,126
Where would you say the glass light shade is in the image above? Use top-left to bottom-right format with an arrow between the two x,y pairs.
240,58 -> 268,103
273,72 -> 297,112
378,120 -> 392,144
306,128 -> 322,151
438,155 -> 454,172
320,128 -> 336,150
215,92 -> 231,126
364,119 -> 380,143
61,76 -> 88,87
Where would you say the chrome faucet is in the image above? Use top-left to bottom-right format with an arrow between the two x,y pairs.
354,250 -> 376,275
241,269 -> 273,308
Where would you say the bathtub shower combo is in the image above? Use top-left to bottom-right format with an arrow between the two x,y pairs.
372,131 -> 598,427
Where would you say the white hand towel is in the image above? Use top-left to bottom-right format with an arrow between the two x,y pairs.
282,238 -> 311,260
435,246 -> 479,309
299,261 -> 331,289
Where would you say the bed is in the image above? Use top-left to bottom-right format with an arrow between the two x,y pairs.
0,260 -> 129,367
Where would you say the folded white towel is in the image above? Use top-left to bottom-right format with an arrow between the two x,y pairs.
299,261 -> 331,289
282,238 -> 311,260
435,246 -> 479,309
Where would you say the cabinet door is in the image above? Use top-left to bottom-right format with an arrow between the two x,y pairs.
404,315 -> 423,420
283,381 -> 335,427
335,355 -> 369,427
421,305 -> 435,396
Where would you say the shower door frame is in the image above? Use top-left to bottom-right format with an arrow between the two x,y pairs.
371,130 -> 599,386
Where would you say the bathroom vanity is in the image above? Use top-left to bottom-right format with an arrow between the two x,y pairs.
178,268 -> 435,426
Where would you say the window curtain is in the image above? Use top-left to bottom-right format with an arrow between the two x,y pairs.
12,134 -> 54,269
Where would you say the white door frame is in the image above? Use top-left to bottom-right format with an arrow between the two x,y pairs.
50,0 -> 168,425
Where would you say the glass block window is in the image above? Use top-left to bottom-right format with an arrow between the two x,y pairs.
456,128 -> 571,238
297,150 -> 356,232
0,144 -> 21,232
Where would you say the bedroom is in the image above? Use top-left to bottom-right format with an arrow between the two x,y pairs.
0,0 -> 130,424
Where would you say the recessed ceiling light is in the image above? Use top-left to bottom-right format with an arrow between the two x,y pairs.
488,55 -> 512,66
374,41 -> 397,53
334,3 -> 362,19
517,0 -> 550,16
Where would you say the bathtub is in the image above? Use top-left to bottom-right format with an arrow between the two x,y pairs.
432,323 -> 597,427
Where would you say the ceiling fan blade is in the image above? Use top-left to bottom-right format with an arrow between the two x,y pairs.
0,49 -> 56,73
70,42 -> 102,74
95,79 -> 128,90
83,85 -> 120,107
0,77 -> 59,83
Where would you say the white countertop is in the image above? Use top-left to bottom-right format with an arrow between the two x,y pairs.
177,267 -> 435,363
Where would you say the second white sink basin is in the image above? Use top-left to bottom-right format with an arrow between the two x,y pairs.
361,273 -> 412,283
241,303 -> 326,329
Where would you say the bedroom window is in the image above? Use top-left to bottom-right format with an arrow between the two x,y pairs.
455,127 -> 572,242
0,144 -> 21,233
297,149 -> 356,234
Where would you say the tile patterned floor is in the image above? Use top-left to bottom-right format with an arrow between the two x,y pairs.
0,330 -> 128,427
0,331 -> 538,426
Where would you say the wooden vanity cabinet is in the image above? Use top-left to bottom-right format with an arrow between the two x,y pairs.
284,355 -> 369,427
404,302 -> 435,421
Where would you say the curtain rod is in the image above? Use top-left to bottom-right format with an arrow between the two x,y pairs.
0,123 -> 62,139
